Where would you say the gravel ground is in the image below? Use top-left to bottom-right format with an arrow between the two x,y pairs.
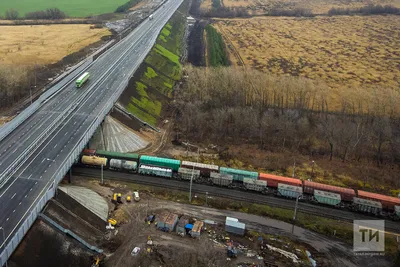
72,179 -> 395,267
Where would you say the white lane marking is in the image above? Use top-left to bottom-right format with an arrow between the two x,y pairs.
0,10 -> 167,243
41,158 -> 45,163
11,193 -> 16,199
13,210 -> 15,213
6,218 -> 9,221
35,182 -> 37,185
64,132 -> 68,136
54,144 -> 57,148
40,176 -> 42,179
30,188 -> 32,191
19,202 -> 21,205
24,195 -> 27,198
28,174 -> 32,180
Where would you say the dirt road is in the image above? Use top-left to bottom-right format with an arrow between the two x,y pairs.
71,179 -> 394,267
150,200 -> 392,267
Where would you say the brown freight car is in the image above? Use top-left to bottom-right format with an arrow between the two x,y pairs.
303,181 -> 355,202
258,173 -> 302,188
82,148 -> 96,156
357,190 -> 400,211
181,161 -> 219,176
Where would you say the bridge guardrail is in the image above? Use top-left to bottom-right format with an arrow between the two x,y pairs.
0,34 -> 142,188
0,60 -> 92,143
0,38 -> 117,144
0,1 -> 182,265
0,62 -> 97,187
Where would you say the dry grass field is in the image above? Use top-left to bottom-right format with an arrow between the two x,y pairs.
0,25 -> 111,65
222,0 -> 400,14
213,16 -> 400,110
200,0 -> 213,11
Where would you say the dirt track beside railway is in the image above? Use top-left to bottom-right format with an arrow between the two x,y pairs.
72,167 -> 400,234
69,177 -> 393,267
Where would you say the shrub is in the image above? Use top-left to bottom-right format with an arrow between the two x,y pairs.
25,8 -> 67,20
328,4 -> 400,16
115,0 -> 141,13
5,9 -> 19,20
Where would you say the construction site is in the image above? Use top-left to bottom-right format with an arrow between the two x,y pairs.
5,175 -> 335,267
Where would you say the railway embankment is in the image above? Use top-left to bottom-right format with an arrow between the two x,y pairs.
118,0 -> 190,127
69,175 -> 397,267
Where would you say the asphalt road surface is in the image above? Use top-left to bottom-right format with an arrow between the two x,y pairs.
0,0 -> 183,255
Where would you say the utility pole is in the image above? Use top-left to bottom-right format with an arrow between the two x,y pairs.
189,147 -> 200,202
31,63 -> 37,105
291,196 -> 300,234
189,165 -> 194,202
310,160 -> 315,181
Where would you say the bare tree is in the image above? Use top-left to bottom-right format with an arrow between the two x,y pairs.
371,116 -> 392,166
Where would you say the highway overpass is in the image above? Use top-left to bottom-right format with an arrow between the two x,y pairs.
0,0 -> 183,265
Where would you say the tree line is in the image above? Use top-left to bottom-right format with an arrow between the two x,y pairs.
115,0 -> 142,13
174,66 -> 400,172
328,4 -> 400,16
269,8 -> 313,17
200,7 -> 250,18
0,66 -> 32,109
4,8 -> 66,20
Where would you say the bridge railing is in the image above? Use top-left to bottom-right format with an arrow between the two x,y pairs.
0,60 -> 92,143
0,1 -> 181,264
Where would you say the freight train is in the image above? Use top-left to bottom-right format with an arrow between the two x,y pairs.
79,149 -> 400,220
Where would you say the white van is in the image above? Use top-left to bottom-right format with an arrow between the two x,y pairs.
133,191 -> 140,202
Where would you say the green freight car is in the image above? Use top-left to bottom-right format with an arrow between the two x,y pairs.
96,150 -> 139,162
139,155 -> 181,172
219,167 -> 258,182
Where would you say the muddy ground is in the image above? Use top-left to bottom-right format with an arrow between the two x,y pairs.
187,20 -> 207,66
8,187 -> 112,267
8,219 -> 95,267
70,178 -> 394,267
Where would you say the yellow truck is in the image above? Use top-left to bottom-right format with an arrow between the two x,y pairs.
108,218 -> 117,226
112,193 -> 122,204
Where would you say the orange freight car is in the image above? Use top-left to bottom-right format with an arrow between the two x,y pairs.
357,190 -> 400,211
303,181 -> 355,202
258,173 -> 302,188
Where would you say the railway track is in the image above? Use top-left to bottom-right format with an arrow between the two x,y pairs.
72,167 -> 400,234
